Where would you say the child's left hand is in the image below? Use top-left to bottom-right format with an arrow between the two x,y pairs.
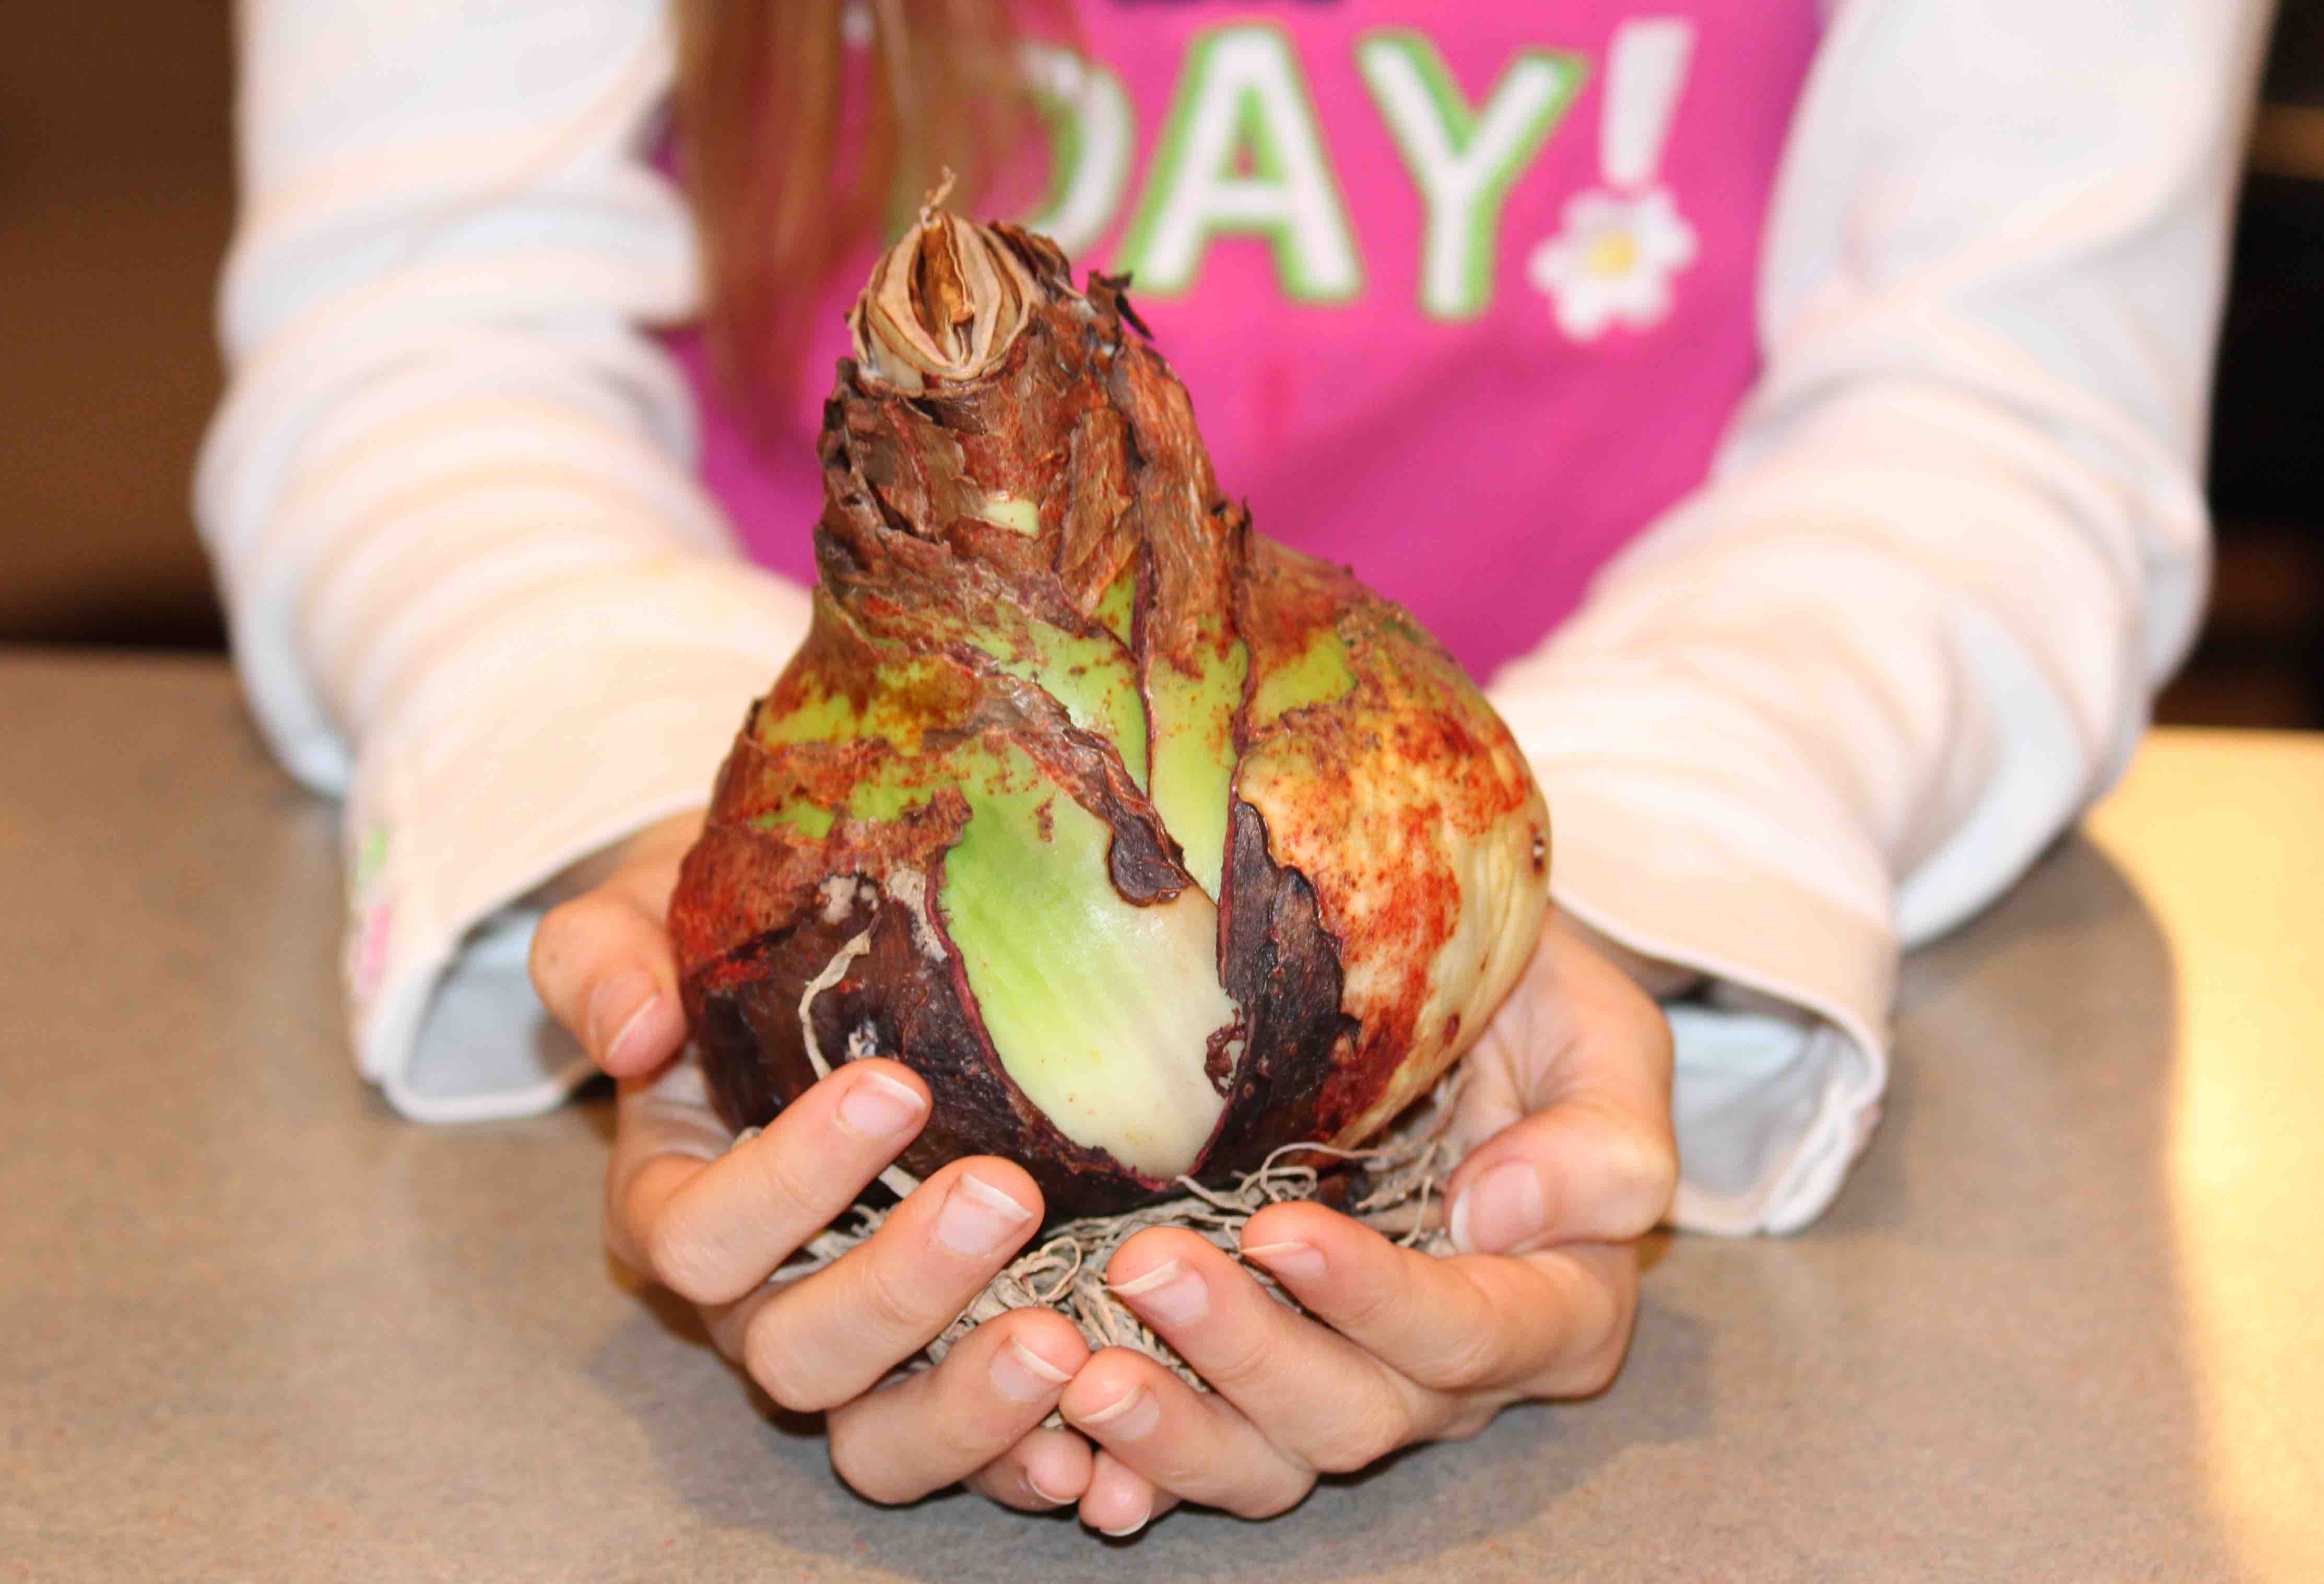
1053,914 -> 1677,1536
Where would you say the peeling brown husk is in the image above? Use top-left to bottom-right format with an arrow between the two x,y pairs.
670,204 -> 1551,1222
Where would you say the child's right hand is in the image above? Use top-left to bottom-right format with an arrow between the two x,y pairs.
529,815 -> 1096,1513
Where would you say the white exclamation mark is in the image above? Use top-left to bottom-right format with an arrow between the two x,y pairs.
1526,18 -> 1698,340
1601,20 -> 1693,194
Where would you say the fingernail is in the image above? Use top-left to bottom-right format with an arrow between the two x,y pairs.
835,1069 -> 926,1141
1099,1505 -> 1151,1538
935,1171 -> 1036,1258
988,1339 -> 1072,1403
588,969 -> 659,1065
1241,1239 -> 1326,1282
1076,1388 -> 1159,1442
1109,1260 -> 1207,1326
1025,1469 -> 1075,1506
1449,1160 -> 1547,1255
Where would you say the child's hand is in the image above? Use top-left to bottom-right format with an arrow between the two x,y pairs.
1048,916 -> 1678,1536
528,815 -> 1098,1513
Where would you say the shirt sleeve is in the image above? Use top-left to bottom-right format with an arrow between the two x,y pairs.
195,0 -> 809,1119
1487,0 -> 2274,1231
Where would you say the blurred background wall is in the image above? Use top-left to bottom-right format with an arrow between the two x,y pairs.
2,4 -> 232,650
3,4 -> 2320,723
2196,3 -> 2324,725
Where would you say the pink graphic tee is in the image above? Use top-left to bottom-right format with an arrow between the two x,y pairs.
671,4 -> 1823,679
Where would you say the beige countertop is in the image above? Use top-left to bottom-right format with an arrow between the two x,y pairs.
6,650 -> 2321,1581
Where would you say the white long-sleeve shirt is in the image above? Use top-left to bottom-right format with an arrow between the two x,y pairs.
197,0 -> 2272,1233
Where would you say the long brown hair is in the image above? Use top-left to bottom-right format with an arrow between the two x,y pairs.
673,0 -> 1053,418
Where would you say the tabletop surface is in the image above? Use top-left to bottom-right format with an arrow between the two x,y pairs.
5,650 -> 2321,1582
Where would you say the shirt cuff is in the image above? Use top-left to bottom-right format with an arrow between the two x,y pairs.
339,560 -> 808,1120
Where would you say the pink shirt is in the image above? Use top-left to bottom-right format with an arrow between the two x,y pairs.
678,4 -> 1821,678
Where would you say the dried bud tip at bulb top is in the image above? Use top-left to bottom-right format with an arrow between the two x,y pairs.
669,205 -> 1551,1221
848,179 -> 1051,392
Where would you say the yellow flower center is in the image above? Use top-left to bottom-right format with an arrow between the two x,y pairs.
1584,230 -> 1641,278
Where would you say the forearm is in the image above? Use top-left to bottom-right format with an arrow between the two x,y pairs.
1488,0 -> 2270,1233
202,0 -> 814,1117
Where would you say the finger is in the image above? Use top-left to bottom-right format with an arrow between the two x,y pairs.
740,1158 -> 1043,1413
1445,1095 -> 1677,1254
1242,1202 -> 1641,1399
601,1053 -> 735,1274
965,1426 -> 1098,1513
609,1058 -> 930,1302
1450,925 -> 1677,1252
1059,1349 -> 1313,1520
827,1309 -> 1089,1505
1102,1229 -> 1430,1475
1078,1450 -> 1177,1538
530,885 -> 686,1077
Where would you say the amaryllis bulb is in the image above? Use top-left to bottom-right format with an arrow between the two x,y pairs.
670,206 -> 1550,1218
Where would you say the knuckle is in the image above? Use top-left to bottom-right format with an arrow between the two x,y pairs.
1565,1327 -> 1631,1397
1647,1005 -> 1678,1077
759,1141 -> 842,1227
1143,1441 -> 1229,1500
829,1413 -> 920,1506
1328,1257 -> 1414,1339
602,1177 -> 647,1273
1550,1276 -> 1638,1398
526,899 -> 597,1005
923,1352 -> 1015,1460
1433,1402 -> 1502,1444
1308,1400 -> 1410,1475
640,1212 -> 726,1305
852,1244 -> 939,1339
524,917 -> 562,985
529,896 -> 584,956
927,1411 -> 1003,1482
742,1313 -> 831,1414
1618,1124 -> 1681,1231
957,1465 -> 1012,1508
602,1212 -> 652,1283
1185,1325 -> 1276,1398
1419,1311 -> 1511,1392
1599,1277 -> 1645,1384
540,893 -> 620,960
1227,1472 -> 1315,1520
1572,1110 -> 1679,1240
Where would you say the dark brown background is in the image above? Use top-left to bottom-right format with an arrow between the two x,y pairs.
4,4 -> 2319,724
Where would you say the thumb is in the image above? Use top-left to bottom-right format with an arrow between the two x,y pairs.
1445,922 -> 1677,1254
1445,1097 -> 1677,1255
529,833 -> 695,1078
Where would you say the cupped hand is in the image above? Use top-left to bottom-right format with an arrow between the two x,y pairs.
1052,914 -> 1679,1535
527,813 -> 1095,1512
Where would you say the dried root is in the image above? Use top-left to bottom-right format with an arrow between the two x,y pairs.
733,1067 -> 1465,1410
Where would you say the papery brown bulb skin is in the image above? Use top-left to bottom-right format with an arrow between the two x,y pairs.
669,208 -> 1550,1221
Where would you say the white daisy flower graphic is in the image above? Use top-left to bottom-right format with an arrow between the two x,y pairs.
1525,187 -> 1698,342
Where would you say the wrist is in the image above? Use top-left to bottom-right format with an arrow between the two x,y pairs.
535,808 -> 705,907
1550,911 -> 1705,1001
